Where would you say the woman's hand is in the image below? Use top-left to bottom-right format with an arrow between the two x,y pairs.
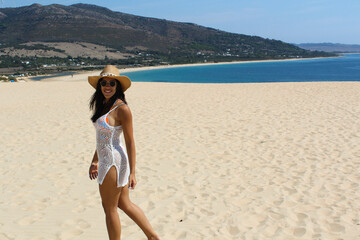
128,173 -> 137,190
89,163 -> 98,180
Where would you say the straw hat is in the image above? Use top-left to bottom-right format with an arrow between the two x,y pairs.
88,65 -> 131,91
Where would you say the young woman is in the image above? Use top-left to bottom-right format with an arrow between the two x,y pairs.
88,65 -> 161,240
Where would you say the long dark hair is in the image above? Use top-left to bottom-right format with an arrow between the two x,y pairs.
89,78 -> 127,122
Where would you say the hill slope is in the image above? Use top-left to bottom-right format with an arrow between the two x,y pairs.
0,3 -> 335,73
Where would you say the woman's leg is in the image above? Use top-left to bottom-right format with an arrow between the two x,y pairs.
118,185 -> 161,240
99,166 -> 123,240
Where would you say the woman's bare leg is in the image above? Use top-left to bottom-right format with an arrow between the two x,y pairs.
99,166 -> 123,240
118,185 -> 161,240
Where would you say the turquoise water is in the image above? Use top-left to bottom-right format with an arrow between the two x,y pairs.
124,54 -> 360,83
30,72 -> 75,81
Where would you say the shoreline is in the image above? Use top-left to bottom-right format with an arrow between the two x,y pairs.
23,55 -> 341,82
121,56 -> 341,73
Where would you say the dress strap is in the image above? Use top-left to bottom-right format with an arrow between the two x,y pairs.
107,102 -> 125,115
105,102 -> 126,124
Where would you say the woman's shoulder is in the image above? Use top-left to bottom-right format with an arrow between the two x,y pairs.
114,99 -> 130,112
114,99 -> 127,107
113,100 -> 132,121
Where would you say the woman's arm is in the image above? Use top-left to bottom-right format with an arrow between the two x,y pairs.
89,150 -> 98,180
117,105 -> 137,189
91,150 -> 98,164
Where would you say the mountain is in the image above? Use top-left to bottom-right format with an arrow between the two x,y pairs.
296,43 -> 360,53
0,3 -> 335,73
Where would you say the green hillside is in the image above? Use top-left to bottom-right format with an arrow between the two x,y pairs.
0,3 -> 336,74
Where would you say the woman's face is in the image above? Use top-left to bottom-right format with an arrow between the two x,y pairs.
100,77 -> 117,100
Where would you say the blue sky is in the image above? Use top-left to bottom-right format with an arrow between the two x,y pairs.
1,0 -> 359,44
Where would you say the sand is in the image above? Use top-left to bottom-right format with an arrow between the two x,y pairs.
0,79 -> 359,239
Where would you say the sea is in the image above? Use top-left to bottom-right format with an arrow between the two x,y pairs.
30,72 -> 75,81
30,54 -> 360,83
124,53 -> 360,83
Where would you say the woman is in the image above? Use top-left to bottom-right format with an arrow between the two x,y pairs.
88,65 -> 161,240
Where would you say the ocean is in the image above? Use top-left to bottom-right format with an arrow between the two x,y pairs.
30,72 -> 76,81
123,54 -> 360,83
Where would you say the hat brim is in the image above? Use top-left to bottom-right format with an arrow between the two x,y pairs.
88,75 -> 131,91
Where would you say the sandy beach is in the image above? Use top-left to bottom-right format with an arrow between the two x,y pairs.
0,78 -> 359,239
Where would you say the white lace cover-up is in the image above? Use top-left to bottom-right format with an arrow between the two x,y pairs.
94,102 -> 130,188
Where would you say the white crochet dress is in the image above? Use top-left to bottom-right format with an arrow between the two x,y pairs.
94,102 -> 130,188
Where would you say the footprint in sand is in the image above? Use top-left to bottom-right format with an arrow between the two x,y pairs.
72,205 -> 86,213
200,208 -> 214,216
16,213 -> 44,226
312,233 -> 322,238
293,227 -> 306,237
141,201 -> 155,211
176,231 -> 187,240
268,211 -> 284,221
58,229 -> 83,240
274,197 -> 284,206
177,161 -> 187,168
317,208 -> 332,216
61,219 -> 90,229
228,225 -> 240,236
23,202 -> 47,211
262,225 -> 279,238
0,233 -> 13,240
10,199 -> 26,207
328,223 -> 345,232
296,213 -> 308,221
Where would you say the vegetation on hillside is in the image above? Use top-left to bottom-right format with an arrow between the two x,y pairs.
0,3 -> 337,75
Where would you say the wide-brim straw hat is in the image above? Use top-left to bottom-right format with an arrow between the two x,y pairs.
88,65 -> 131,91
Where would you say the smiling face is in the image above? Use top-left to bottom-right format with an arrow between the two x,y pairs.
100,77 -> 117,100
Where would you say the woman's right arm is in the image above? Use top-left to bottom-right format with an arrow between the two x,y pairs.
89,150 -> 98,180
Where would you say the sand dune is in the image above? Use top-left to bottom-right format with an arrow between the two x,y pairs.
0,80 -> 359,239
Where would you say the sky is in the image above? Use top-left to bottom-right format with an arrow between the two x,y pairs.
1,0 -> 359,44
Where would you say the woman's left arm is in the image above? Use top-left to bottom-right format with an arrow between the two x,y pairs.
118,105 -> 137,189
